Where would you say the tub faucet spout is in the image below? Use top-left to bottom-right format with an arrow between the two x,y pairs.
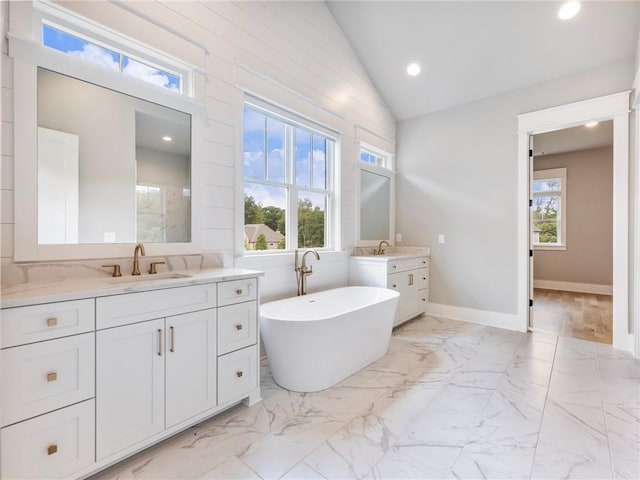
295,249 -> 320,296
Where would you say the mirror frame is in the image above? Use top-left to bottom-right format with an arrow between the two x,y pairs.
10,36 -> 206,261
356,161 -> 395,246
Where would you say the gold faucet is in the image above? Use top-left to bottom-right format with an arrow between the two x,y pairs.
132,243 -> 146,275
375,240 -> 391,255
294,249 -> 320,296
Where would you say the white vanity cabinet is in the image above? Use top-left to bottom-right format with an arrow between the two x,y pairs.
349,255 -> 429,326
0,269 -> 262,479
96,308 -> 217,459
0,300 -> 96,480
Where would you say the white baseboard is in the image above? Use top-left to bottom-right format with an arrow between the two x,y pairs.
424,302 -> 523,332
534,279 -> 613,295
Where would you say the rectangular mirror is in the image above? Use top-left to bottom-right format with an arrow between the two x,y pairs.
359,169 -> 391,241
37,68 -> 191,245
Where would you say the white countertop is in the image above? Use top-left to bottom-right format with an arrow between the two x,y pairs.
1,267 -> 264,308
350,246 -> 430,261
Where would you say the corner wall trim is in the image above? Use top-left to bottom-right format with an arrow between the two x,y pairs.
534,279 -> 613,295
424,303 -> 522,332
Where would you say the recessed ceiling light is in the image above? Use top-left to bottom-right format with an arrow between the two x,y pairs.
162,135 -> 173,142
558,1 -> 581,20
585,121 -> 599,128
406,63 -> 421,76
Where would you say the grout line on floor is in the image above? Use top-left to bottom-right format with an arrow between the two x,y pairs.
528,331 -> 559,479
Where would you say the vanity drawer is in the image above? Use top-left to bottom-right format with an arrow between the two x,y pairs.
1,333 -> 95,427
217,346 -> 258,405
387,257 -> 428,274
418,268 -> 429,290
1,299 -> 95,349
218,301 -> 257,355
96,284 -> 217,329
217,278 -> 257,307
0,399 -> 95,480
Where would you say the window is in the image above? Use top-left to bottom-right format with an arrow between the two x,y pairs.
532,168 -> 567,248
360,149 -> 385,167
243,103 -> 335,252
41,23 -> 183,93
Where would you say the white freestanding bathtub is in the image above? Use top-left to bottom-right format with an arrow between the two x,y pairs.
260,286 -> 399,392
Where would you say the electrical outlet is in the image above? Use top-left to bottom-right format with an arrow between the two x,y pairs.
396,233 -> 402,243
438,234 -> 445,244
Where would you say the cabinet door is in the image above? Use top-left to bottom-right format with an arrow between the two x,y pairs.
165,310 -> 217,428
96,319 -> 165,460
388,271 -> 420,325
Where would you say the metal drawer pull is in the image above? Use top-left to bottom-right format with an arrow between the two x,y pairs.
46,317 -> 58,327
236,288 -> 243,295
158,329 -> 163,356
46,372 -> 58,382
47,444 -> 58,456
235,323 -> 243,331
170,326 -> 175,353
409,273 -> 414,286
236,370 -> 244,378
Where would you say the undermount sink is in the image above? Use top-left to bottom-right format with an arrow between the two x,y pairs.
108,272 -> 192,284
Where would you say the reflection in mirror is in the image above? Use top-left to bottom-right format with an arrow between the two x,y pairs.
360,169 -> 391,241
37,68 -> 191,245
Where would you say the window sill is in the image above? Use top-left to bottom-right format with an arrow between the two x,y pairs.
235,250 -> 348,268
534,245 -> 567,251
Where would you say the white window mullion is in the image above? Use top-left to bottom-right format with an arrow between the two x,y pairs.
289,185 -> 299,250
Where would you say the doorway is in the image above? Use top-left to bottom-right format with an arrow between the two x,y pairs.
530,122 -> 614,344
516,91 -> 631,352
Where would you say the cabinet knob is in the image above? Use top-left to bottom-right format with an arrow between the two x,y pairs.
236,370 -> 244,378
46,372 -> 58,382
236,288 -> 243,295
422,260 -> 427,264
47,444 -> 58,456
392,284 -> 397,288
46,317 -> 58,327
392,265 -> 397,269
235,324 -> 243,331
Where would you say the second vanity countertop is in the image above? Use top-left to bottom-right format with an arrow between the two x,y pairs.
1,267 -> 264,309
350,246 -> 430,261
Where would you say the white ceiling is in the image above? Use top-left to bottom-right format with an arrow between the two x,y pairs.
533,120 -> 613,157
327,1 -> 640,121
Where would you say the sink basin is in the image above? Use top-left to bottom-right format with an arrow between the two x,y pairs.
108,272 -> 192,284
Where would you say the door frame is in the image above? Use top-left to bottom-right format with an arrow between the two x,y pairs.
516,91 -> 632,352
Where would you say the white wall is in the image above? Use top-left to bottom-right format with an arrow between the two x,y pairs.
1,1 -> 396,300
397,59 -> 634,317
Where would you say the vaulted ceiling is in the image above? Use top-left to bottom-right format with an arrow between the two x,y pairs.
328,1 -> 640,121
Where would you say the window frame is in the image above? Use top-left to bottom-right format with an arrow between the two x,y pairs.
242,100 -> 337,255
33,1 -> 194,96
532,167 -> 567,250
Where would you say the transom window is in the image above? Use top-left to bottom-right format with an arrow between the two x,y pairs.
360,149 -> 386,168
41,22 -> 184,93
243,103 -> 335,252
532,168 -> 567,248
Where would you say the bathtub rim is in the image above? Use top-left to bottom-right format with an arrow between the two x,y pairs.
260,286 -> 399,323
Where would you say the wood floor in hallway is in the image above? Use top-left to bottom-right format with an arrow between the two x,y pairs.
533,288 -> 612,344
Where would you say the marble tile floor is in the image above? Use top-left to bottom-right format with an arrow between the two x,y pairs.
93,316 -> 639,480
